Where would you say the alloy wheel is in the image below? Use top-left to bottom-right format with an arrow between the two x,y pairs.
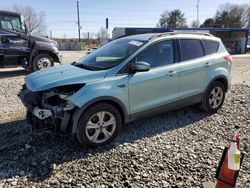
209,86 -> 224,109
85,111 -> 116,144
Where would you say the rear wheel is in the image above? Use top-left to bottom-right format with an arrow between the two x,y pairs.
200,81 -> 226,113
33,54 -> 54,71
76,103 -> 122,147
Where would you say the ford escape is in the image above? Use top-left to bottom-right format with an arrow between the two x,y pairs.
19,32 -> 232,147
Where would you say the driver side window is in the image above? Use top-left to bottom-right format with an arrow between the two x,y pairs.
136,40 -> 174,68
0,15 -> 23,33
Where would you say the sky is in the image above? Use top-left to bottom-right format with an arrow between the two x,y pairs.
1,0 -> 250,38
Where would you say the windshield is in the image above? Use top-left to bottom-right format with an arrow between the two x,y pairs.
0,15 -> 25,33
77,38 -> 145,70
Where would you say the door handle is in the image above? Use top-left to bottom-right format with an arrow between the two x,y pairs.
205,62 -> 211,67
167,70 -> 177,76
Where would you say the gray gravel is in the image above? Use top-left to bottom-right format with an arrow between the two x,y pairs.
0,56 -> 249,187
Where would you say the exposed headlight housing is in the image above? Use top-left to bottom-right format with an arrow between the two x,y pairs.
54,84 -> 85,96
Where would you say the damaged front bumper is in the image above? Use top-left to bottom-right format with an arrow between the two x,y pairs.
33,107 -> 52,120
18,85 -> 76,132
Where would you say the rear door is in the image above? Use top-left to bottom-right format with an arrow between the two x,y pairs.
128,40 -> 179,118
178,39 -> 208,101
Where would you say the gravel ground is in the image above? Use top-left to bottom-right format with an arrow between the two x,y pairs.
0,54 -> 249,187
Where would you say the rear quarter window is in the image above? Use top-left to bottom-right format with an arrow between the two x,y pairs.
179,39 -> 204,61
203,40 -> 219,55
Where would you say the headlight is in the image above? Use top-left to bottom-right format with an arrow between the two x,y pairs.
52,46 -> 59,53
54,84 -> 85,96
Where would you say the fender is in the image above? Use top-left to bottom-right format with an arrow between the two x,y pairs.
201,75 -> 229,102
207,75 -> 228,90
29,41 -> 60,68
71,96 -> 130,134
204,67 -> 230,91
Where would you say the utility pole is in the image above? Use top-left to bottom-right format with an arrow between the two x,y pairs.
196,0 -> 200,27
77,0 -> 81,42
50,30 -> 52,39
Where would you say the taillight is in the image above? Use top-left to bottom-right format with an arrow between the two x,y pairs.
224,55 -> 233,64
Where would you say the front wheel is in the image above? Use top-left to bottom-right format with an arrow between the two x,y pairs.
200,81 -> 226,113
33,54 -> 54,71
76,103 -> 122,147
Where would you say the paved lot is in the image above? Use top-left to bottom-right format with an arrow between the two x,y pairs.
0,52 -> 249,187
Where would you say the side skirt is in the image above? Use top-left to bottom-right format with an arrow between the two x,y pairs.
130,93 -> 203,121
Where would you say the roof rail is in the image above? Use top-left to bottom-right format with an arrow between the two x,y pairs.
170,30 -> 213,36
149,31 -> 174,40
150,30 -> 213,40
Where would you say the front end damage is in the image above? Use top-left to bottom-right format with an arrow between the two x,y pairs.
18,84 -> 84,132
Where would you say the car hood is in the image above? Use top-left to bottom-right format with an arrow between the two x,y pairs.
26,64 -> 108,92
30,35 -> 57,45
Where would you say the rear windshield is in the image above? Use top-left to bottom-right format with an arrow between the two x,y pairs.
203,40 -> 219,55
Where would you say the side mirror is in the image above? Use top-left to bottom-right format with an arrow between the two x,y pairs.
133,61 -> 150,72
24,22 -> 29,35
20,15 -> 28,34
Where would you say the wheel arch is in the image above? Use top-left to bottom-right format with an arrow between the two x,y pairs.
208,75 -> 229,92
29,49 -> 60,68
71,97 -> 129,134
202,75 -> 228,102
37,50 -> 59,62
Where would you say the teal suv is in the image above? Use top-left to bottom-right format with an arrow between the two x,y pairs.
19,32 -> 232,147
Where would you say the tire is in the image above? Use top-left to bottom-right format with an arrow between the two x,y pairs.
33,54 -> 54,71
200,81 -> 226,113
76,103 -> 122,147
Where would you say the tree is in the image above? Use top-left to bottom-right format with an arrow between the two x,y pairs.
96,27 -> 110,45
12,5 -> 47,36
190,20 -> 199,28
200,18 -> 215,28
96,27 -> 109,40
213,3 -> 250,28
199,4 -> 250,28
158,9 -> 187,28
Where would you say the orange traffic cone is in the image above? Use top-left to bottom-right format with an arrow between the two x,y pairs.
215,132 -> 244,188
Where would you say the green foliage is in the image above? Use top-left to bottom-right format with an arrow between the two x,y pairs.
200,3 -> 250,28
200,18 -> 215,28
158,9 -> 187,28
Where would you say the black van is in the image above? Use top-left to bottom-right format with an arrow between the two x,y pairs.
0,10 -> 61,71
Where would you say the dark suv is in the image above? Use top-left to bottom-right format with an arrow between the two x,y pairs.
0,10 -> 61,71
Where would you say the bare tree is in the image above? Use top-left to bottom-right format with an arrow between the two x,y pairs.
96,27 -> 109,40
190,20 -> 199,28
12,5 -> 47,36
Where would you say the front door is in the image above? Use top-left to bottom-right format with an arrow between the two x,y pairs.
128,40 -> 179,119
0,14 -> 30,66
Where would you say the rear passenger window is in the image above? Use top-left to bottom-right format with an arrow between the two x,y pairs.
137,40 -> 174,68
179,39 -> 204,61
203,40 -> 219,55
